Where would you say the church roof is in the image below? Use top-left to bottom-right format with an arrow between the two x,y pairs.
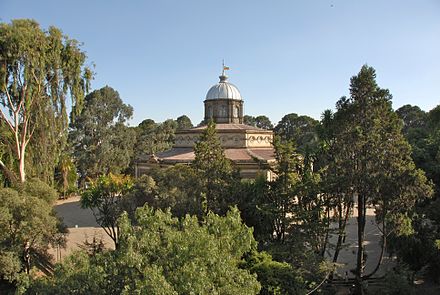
205,75 -> 242,101
151,147 -> 275,164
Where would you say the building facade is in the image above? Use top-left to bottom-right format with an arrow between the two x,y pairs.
135,71 -> 276,180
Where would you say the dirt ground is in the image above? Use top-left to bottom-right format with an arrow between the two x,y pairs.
49,196 -> 114,262
327,207 -> 394,278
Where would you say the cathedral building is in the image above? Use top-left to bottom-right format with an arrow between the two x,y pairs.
135,70 -> 276,180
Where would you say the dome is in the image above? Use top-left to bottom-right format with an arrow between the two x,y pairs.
205,75 -> 242,100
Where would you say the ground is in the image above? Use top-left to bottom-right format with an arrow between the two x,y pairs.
49,196 -> 114,262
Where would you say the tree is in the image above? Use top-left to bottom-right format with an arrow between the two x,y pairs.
192,120 -> 237,215
30,205 -> 261,294
329,65 -> 432,294
0,179 -> 63,291
316,109 -> 354,267
244,115 -> 256,126
131,165 -> 202,218
244,115 -> 273,129
242,251 -> 307,295
396,104 -> 427,137
81,173 -> 134,249
176,114 -> 193,130
274,113 -> 319,153
69,86 -> 135,183
54,151 -> 77,197
393,104 -> 440,282
0,19 -> 91,183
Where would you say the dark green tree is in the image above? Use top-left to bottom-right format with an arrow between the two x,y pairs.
0,19 -> 91,183
244,115 -> 273,129
192,120 -> 238,215
176,114 -> 193,130
0,179 -> 63,291
274,113 -> 319,153
329,65 -> 432,293
131,165 -> 202,218
69,86 -> 135,184
396,104 -> 428,137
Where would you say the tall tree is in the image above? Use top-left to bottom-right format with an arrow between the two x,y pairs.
0,19 -> 91,183
69,86 -> 135,184
192,120 -> 237,215
330,65 -> 432,294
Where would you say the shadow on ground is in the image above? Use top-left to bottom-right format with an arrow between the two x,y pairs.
54,197 -> 98,228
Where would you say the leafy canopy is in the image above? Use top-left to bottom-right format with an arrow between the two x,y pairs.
31,205 -> 261,295
0,19 -> 91,183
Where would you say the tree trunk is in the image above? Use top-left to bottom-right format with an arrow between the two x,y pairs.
355,194 -> 366,295
333,201 -> 351,263
19,153 -> 26,183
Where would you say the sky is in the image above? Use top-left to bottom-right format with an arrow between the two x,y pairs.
1,0 -> 439,126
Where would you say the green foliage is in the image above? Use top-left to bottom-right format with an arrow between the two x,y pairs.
193,120 -> 238,215
31,206 -> 261,294
0,19 -> 91,183
379,266 -> 414,295
130,117 -> 179,172
81,173 -> 134,248
0,180 -> 61,289
131,165 -> 202,218
242,251 -> 306,295
54,151 -> 78,196
274,113 -> 319,153
244,115 -> 274,130
324,65 -> 433,289
176,114 -> 193,130
70,86 -> 135,183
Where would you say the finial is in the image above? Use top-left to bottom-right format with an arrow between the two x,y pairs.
220,60 -> 230,82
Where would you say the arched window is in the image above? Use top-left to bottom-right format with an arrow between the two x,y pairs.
219,105 -> 227,117
207,106 -> 213,118
233,106 -> 239,117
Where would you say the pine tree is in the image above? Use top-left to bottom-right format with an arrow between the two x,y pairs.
331,65 -> 432,294
193,120 -> 237,215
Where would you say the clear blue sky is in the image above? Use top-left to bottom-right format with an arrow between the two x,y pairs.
1,0 -> 439,126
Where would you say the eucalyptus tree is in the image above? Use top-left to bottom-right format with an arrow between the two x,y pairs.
0,19 -> 91,183
69,86 -> 135,184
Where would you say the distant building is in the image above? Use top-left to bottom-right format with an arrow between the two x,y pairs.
135,70 -> 276,180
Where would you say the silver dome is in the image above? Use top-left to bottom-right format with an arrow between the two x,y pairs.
205,75 -> 242,100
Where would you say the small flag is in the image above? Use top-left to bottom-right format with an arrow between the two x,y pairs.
223,66 -> 230,70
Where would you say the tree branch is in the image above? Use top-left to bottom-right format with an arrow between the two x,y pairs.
0,107 -> 15,133
3,84 -> 17,114
0,159 -> 18,183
